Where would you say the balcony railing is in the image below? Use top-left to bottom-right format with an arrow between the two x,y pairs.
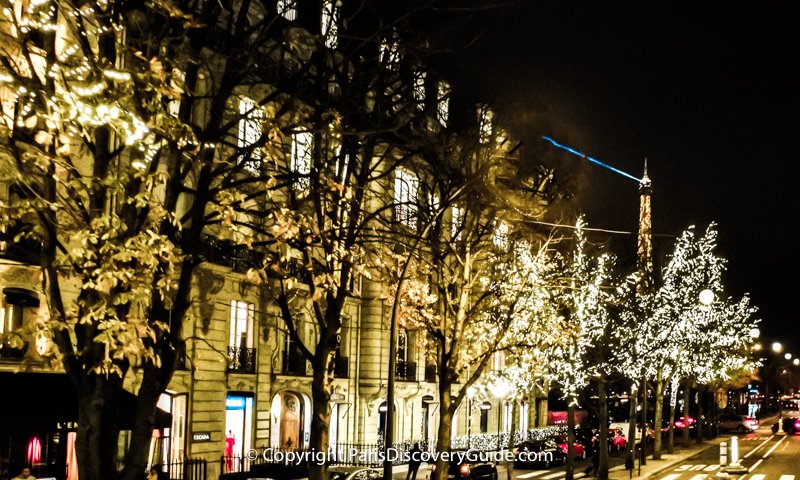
228,347 -> 256,373
283,349 -> 307,376
396,361 -> 416,381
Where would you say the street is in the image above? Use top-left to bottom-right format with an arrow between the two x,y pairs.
650,426 -> 800,480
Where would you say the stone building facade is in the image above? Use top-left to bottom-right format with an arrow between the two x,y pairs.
0,1 -> 549,479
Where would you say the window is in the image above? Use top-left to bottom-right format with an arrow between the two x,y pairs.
451,205 -> 463,240
479,402 -> 491,433
229,300 -> 254,350
1,288 -> 39,356
493,221 -> 509,249
436,81 -> 450,126
321,0 -> 339,49
478,104 -> 494,143
394,169 -> 419,229
520,401 -> 529,431
276,0 -> 297,20
380,34 -> 401,69
237,98 -> 264,174
413,70 -> 426,109
492,351 -> 505,371
502,402 -> 513,432
291,131 -> 313,191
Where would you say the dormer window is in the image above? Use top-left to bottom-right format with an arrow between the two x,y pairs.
277,0 -> 297,20
437,81 -> 450,126
321,0 -> 339,49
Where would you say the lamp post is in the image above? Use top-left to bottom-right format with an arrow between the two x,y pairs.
490,379 -> 511,450
467,387 -> 477,449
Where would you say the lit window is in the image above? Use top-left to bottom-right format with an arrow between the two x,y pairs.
492,351 -> 505,371
321,0 -> 339,49
229,300 -> 254,350
478,104 -> 493,143
1,288 -> 40,355
437,81 -> 450,126
291,131 -> 313,191
380,35 -> 401,68
451,205 -> 463,240
493,221 -> 509,249
413,70 -> 426,109
394,168 -> 419,229
238,97 -> 264,174
276,0 -> 297,20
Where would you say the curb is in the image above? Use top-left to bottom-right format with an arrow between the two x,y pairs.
608,438 -> 726,479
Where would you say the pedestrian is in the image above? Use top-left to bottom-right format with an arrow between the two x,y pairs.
11,466 -> 35,480
583,440 -> 600,477
406,443 -> 422,480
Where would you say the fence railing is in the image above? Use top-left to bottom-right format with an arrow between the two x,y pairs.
152,458 -> 207,480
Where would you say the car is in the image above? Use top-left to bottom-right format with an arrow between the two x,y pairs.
771,417 -> 800,434
430,449 -> 498,480
608,428 -> 628,451
717,414 -> 758,433
673,417 -> 696,430
608,422 -> 652,444
513,440 -> 565,469
328,467 -> 382,480
550,434 -> 586,459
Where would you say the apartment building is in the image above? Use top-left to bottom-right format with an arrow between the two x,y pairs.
0,1 -> 548,479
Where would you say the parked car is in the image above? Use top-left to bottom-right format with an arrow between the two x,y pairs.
328,467 -> 382,480
608,428 -> 628,451
513,440 -> 565,469
717,414 -> 758,433
608,422 -> 653,444
550,434 -> 586,459
430,449 -> 498,480
771,417 -> 800,434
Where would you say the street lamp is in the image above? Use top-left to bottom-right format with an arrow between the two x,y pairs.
490,379 -> 511,450
699,289 -> 715,306
772,342 -> 783,353
467,387 -> 477,449
749,328 -> 760,339
794,359 -> 800,367
786,353 -> 793,361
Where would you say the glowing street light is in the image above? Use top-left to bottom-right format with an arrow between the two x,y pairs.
749,328 -> 760,339
699,289 -> 715,306
794,359 -> 800,367
772,342 -> 783,353
785,353 -> 793,361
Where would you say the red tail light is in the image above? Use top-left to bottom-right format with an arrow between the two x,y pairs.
794,419 -> 800,431
459,464 -> 471,476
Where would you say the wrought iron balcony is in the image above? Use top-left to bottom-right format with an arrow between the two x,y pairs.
228,347 -> 256,373
396,361 -> 416,381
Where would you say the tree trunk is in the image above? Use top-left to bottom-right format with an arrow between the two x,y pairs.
308,351 -> 333,480
432,385 -> 453,480
566,403 -> 575,480
506,400 -> 519,480
75,377 -> 123,480
682,382 -> 691,448
625,384 -> 638,470
640,375 -> 647,466
667,400 -> 675,454
696,387 -> 704,443
653,366 -> 664,460
598,377 -> 609,480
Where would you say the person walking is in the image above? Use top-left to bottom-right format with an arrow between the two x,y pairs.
406,443 -> 422,480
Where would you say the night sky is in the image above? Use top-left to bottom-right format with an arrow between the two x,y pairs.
439,1 -> 800,353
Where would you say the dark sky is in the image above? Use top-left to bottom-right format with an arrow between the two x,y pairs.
439,1 -> 800,353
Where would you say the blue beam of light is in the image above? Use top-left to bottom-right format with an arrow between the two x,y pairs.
542,136 -> 643,184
